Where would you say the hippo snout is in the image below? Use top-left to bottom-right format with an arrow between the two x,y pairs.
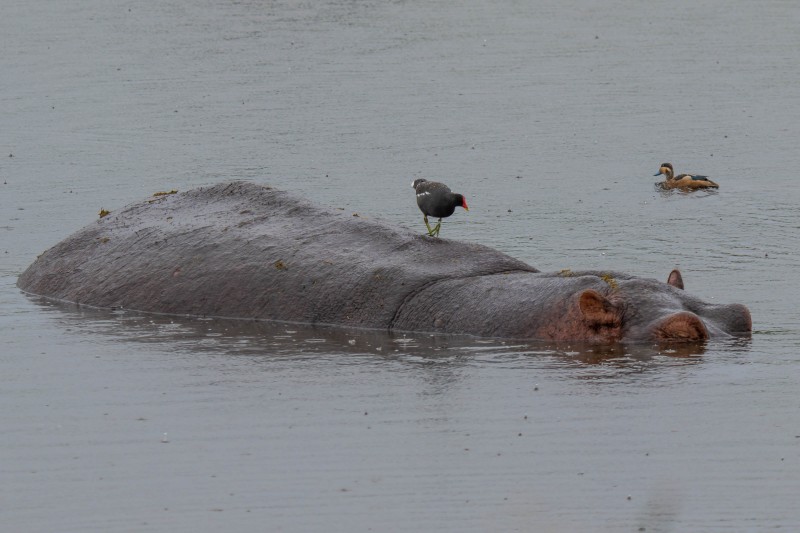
692,303 -> 752,339
648,302 -> 753,342
715,303 -> 752,334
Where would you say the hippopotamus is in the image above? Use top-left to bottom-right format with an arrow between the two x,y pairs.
17,181 -> 751,344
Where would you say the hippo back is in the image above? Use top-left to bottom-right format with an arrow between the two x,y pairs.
17,181 -> 537,328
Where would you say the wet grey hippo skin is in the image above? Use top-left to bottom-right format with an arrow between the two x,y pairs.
17,181 -> 751,343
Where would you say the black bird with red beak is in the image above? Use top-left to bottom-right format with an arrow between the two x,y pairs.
411,178 -> 469,237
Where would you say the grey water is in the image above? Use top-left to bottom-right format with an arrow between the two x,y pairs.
2,1 -> 799,531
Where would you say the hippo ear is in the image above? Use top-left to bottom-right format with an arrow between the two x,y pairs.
667,269 -> 684,289
579,289 -> 620,326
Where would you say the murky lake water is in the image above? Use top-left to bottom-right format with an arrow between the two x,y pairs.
2,1 -> 799,531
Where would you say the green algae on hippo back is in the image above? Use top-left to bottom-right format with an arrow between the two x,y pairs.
17,181 -> 751,344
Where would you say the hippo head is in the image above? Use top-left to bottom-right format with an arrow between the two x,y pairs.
574,269 -> 751,343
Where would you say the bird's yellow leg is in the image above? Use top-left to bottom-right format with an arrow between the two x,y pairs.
423,215 -> 436,236
432,219 -> 442,237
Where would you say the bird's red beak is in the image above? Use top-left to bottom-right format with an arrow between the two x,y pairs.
462,198 -> 469,211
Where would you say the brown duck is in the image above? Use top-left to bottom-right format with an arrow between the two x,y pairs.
654,163 -> 719,190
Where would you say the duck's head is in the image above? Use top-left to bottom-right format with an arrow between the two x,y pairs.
654,162 -> 674,179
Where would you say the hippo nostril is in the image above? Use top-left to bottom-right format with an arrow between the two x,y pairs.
701,303 -> 753,336
655,312 -> 709,342
730,304 -> 752,334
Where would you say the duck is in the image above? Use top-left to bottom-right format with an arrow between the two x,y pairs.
654,163 -> 719,190
411,178 -> 469,237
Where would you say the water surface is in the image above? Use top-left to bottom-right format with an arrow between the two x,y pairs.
2,1 -> 799,531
